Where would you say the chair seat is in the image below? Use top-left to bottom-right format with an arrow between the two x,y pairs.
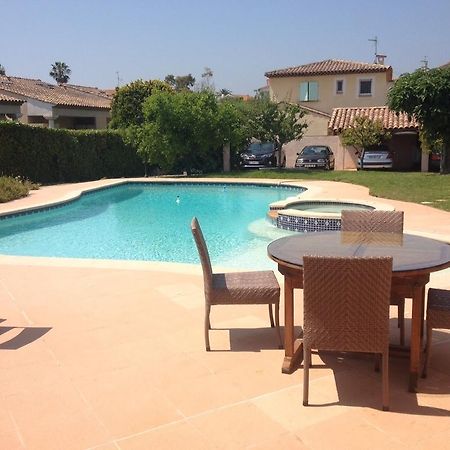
210,271 -> 280,305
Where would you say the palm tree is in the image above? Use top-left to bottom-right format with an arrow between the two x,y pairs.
49,62 -> 71,84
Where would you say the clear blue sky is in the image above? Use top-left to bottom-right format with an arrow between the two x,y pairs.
1,0 -> 449,94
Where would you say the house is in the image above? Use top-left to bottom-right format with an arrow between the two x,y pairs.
265,59 -> 393,135
0,75 -> 113,129
264,58 -> 427,170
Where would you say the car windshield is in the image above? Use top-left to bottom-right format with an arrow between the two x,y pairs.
301,146 -> 328,156
246,142 -> 274,155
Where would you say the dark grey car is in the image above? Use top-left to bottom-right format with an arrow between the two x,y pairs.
295,145 -> 335,170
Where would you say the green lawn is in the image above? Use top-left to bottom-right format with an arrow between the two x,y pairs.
204,170 -> 450,212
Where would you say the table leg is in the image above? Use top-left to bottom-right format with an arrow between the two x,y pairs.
409,284 -> 425,392
282,276 -> 304,374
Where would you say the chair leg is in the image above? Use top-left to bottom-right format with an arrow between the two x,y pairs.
422,325 -> 432,378
205,304 -> 211,351
274,302 -> 283,349
268,304 -> 275,328
382,350 -> 389,411
303,346 -> 311,406
398,300 -> 405,346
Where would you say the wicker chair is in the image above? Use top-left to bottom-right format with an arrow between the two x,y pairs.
302,256 -> 392,411
190,217 -> 282,351
341,210 -> 405,345
422,288 -> 450,378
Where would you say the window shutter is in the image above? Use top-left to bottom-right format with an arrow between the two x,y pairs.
309,82 -> 318,101
299,83 -> 308,101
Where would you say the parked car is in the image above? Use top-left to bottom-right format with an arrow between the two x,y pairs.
240,142 -> 280,168
429,151 -> 441,172
358,145 -> 393,170
295,145 -> 335,170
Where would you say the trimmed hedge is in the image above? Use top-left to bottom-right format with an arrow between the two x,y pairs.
0,121 -> 143,183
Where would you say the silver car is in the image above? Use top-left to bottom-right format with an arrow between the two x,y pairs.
358,146 -> 393,169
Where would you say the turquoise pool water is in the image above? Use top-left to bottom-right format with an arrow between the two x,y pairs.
0,182 -> 301,269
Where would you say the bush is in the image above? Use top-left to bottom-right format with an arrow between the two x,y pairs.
0,176 -> 38,203
0,122 -> 143,183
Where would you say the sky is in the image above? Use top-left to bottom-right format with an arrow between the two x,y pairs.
1,0 -> 449,94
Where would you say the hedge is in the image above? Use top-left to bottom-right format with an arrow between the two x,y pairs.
0,121 -> 143,183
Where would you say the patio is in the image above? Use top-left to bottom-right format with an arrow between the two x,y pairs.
0,178 -> 449,449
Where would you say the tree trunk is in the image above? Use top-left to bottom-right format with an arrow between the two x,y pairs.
441,140 -> 449,174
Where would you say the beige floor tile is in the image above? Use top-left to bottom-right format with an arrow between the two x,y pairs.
74,365 -> 183,438
118,421 -> 211,450
188,403 -> 287,449
246,431 -> 309,449
252,382 -> 349,433
297,411 -> 407,450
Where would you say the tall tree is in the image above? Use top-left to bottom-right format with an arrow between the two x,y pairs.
388,67 -> 450,174
49,61 -> 71,84
109,79 -> 173,128
340,116 -> 391,168
200,67 -> 214,91
0,64 -> 5,75
164,74 -> 195,91
250,100 -> 308,167
140,90 -> 223,173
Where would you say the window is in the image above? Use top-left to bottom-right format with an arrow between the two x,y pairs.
299,81 -> 319,101
359,79 -> 372,96
336,79 -> 344,94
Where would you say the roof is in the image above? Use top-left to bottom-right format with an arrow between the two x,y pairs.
65,84 -> 115,99
300,104 -> 331,118
0,93 -> 23,103
328,106 -> 419,133
0,76 -> 111,109
265,59 -> 391,78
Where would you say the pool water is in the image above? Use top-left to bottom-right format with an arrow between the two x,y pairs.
0,183 -> 301,269
290,202 -> 374,214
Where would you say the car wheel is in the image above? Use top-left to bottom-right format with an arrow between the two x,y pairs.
325,162 -> 330,170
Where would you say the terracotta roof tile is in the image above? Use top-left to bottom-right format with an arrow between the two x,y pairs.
328,106 -> 419,133
0,93 -> 23,103
0,76 -> 111,109
65,84 -> 115,99
265,59 -> 391,78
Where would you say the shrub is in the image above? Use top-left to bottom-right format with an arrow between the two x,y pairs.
0,122 -> 143,183
0,176 -> 38,203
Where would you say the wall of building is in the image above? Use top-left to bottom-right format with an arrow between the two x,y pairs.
269,71 -> 392,114
302,113 -> 330,136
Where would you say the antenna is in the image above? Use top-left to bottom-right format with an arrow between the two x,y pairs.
115,71 -> 123,87
420,56 -> 429,69
368,36 -> 378,63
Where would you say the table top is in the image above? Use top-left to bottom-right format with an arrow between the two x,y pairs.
267,231 -> 450,274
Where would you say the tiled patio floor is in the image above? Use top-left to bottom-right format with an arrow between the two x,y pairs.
0,178 -> 449,449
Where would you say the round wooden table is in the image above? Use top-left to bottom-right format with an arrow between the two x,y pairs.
267,231 -> 450,392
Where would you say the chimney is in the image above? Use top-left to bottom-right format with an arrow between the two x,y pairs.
376,54 -> 387,65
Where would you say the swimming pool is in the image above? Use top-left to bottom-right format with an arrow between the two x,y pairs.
0,182 -> 302,269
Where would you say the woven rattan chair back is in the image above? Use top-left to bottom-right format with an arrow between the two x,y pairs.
422,288 -> 450,378
302,255 -> 392,410
191,217 -> 213,295
341,210 -> 404,233
340,209 -> 405,345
